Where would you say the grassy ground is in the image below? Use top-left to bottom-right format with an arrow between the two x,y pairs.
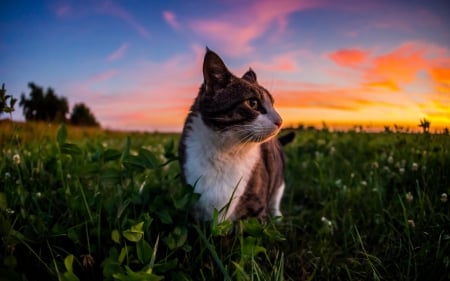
1,121 -> 449,280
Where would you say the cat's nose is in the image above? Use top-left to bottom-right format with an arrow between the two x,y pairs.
272,113 -> 282,127
274,119 -> 282,127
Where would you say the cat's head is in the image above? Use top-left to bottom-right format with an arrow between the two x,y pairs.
196,48 -> 282,144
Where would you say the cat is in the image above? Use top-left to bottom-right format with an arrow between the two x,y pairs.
179,48 -> 289,222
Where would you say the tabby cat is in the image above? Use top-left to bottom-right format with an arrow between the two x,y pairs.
179,49 -> 289,222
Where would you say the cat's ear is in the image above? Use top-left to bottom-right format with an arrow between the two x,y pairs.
203,48 -> 231,91
242,68 -> 257,83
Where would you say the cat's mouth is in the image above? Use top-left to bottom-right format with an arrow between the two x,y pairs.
239,126 -> 281,143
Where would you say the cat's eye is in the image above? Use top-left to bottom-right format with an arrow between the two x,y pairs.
246,98 -> 259,110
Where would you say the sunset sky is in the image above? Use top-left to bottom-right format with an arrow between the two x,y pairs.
2,0 -> 449,131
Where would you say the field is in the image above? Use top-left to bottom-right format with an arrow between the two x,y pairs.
1,121 -> 449,281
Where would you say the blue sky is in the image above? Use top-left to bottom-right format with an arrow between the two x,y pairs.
1,0 -> 449,131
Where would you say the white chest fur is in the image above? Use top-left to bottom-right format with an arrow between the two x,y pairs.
182,114 -> 260,221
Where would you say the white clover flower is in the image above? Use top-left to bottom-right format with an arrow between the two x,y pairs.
321,216 -> 332,226
330,146 -> 336,155
399,167 -> 405,174
13,154 -> 21,165
361,180 -> 367,186
411,163 -> 419,171
321,216 -> 334,234
387,155 -> 394,164
36,192 -> 42,198
407,219 -> 415,228
406,192 -> 413,202
441,193 -> 448,203
5,172 -> 11,179
371,161 -> 379,169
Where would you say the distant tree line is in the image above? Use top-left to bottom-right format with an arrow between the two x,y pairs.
18,82 -> 99,127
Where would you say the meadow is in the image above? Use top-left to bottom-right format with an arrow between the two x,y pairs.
0,121 -> 449,281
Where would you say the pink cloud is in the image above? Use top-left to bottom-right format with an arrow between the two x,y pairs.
96,0 -> 150,38
107,43 -> 129,62
88,69 -> 119,84
163,11 -> 181,30
189,0 -> 322,56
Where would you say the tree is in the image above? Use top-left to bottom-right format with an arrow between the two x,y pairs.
70,103 -> 100,127
418,118 -> 430,134
19,82 -> 68,122
0,83 -> 17,117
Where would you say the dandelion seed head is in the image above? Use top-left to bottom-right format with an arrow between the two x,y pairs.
5,172 -> 11,179
399,167 -> 405,174
13,154 -> 21,165
406,192 -> 413,202
411,163 -> 419,171
441,193 -> 448,203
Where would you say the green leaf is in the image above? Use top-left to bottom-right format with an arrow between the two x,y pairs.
64,254 -> 75,272
138,148 -> 159,169
153,258 -> 178,274
137,239 -> 153,264
104,149 -> 122,161
241,236 -> 266,259
61,271 -> 80,281
122,222 -> 144,242
112,229 -> 121,244
57,124 -> 67,145
100,168 -> 122,186
122,154 -> 146,171
212,219 -> 233,237
60,143 -> 82,155
113,266 -> 164,281
242,218 -> 264,237
166,226 -> 188,250
118,246 -> 130,264
156,209 -> 172,224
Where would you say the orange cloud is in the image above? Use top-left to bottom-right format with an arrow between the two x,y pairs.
367,44 -> 428,83
364,80 -> 400,92
329,48 -> 370,67
430,67 -> 450,89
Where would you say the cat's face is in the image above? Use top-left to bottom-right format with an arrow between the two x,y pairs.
196,49 -> 282,144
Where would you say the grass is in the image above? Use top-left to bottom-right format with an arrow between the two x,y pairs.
0,120 -> 449,280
